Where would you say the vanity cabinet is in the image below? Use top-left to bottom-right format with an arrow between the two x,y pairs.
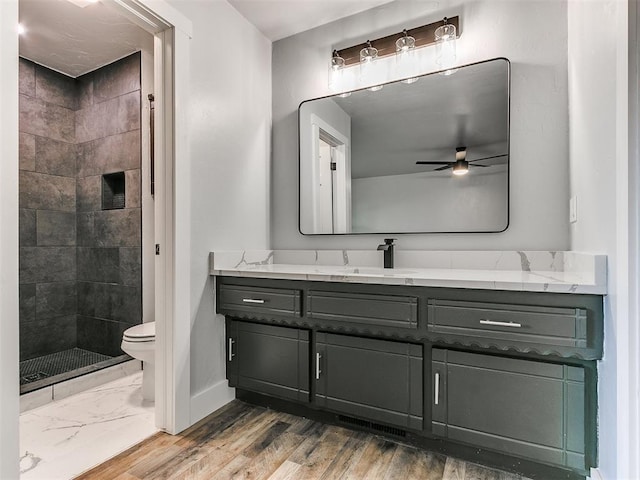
217,276 -> 602,478
432,349 -> 587,471
225,320 -> 309,402
316,333 -> 423,430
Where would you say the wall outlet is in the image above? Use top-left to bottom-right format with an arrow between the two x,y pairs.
569,196 -> 578,223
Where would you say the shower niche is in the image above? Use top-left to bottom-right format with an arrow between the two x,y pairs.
18,53 -> 143,393
102,172 -> 126,210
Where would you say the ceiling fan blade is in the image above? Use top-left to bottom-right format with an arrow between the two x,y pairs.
470,164 -> 490,168
433,165 -> 452,171
415,161 -> 453,165
468,154 -> 508,163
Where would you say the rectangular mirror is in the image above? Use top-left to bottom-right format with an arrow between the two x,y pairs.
299,57 -> 510,235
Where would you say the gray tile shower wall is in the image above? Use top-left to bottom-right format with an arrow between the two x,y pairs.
19,58 -> 77,361
17,53 -> 142,361
75,52 -> 142,357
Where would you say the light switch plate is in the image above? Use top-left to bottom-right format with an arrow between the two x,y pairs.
569,196 -> 578,223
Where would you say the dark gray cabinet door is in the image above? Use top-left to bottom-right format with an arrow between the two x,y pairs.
227,320 -> 310,402
316,333 -> 423,430
432,349 -> 586,472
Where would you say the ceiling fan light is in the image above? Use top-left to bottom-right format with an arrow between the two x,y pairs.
452,160 -> 469,176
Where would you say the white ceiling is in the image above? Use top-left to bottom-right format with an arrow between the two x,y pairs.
227,0 -> 396,41
19,0 -> 152,78
19,0 -> 396,77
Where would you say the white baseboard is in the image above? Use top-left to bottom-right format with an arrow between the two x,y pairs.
190,380 -> 235,425
589,467 -> 604,480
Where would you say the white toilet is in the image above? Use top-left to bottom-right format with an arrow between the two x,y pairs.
121,321 -> 156,401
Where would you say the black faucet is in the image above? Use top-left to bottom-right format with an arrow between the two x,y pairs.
377,238 -> 396,269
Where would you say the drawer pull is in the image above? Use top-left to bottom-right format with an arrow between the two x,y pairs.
479,319 -> 522,328
228,338 -> 235,362
434,372 -> 440,405
242,298 -> 265,304
316,353 -> 322,380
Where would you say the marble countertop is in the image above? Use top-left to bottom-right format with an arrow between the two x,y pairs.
209,250 -> 607,294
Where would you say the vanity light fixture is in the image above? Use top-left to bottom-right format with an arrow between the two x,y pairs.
327,17 -> 460,91
359,41 -> 384,92
396,29 -> 418,84
359,40 -> 378,63
329,50 -> 345,91
434,17 -> 458,75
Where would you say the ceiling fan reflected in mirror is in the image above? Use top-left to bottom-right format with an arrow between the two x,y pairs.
415,147 -> 507,176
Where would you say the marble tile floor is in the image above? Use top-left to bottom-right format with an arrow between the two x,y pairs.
20,371 -> 157,480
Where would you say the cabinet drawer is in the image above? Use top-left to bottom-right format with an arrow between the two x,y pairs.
308,291 -> 418,329
218,285 -> 301,318
428,300 -> 587,348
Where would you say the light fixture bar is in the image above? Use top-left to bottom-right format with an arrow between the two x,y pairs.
336,16 -> 460,67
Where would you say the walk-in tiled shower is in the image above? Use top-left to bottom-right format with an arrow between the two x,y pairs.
18,52 -> 142,393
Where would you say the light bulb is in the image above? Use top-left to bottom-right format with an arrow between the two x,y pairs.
396,30 -> 417,84
17,23 -> 26,35
435,19 -> 458,75
360,42 -> 378,63
359,41 -> 380,88
452,160 -> 469,175
328,50 -> 345,92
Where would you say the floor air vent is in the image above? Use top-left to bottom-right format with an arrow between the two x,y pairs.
337,415 -> 407,438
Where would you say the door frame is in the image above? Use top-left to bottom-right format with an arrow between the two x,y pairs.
0,1 -> 20,477
0,5 -> 192,476
102,0 -> 193,435
309,113 -> 352,234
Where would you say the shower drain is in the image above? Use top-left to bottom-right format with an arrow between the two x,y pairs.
21,372 -> 50,383
19,348 -> 113,385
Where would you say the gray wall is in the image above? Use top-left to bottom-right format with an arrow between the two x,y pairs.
272,0 -> 569,250
18,53 -> 142,361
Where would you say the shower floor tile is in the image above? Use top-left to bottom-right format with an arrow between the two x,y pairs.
20,348 -> 112,385
20,371 -> 157,480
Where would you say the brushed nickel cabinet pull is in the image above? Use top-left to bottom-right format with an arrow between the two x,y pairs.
479,319 -> 522,328
242,298 -> 265,304
434,372 -> 440,405
228,338 -> 235,362
316,353 -> 322,380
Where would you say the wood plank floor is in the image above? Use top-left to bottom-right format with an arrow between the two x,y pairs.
75,400 -> 528,480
